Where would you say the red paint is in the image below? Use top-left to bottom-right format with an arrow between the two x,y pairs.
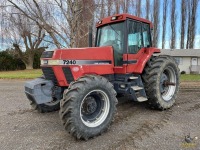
96,13 -> 153,28
41,46 -> 115,86
126,48 -> 160,73
41,47 -> 160,86
52,46 -> 114,60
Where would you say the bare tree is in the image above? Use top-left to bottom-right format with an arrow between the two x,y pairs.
180,0 -> 187,49
136,0 -> 141,17
77,0 -> 95,47
1,8 -> 46,69
8,0 -> 66,48
187,0 -> 199,48
7,0 -> 95,48
107,0 -> 112,16
145,0 -> 150,20
121,0 -> 130,13
170,0 -> 176,49
100,0 -> 105,18
114,0 -> 120,14
186,0 -> 191,49
162,0 -> 168,49
152,0 -> 160,47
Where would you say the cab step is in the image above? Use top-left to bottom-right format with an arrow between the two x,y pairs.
137,96 -> 148,102
131,86 -> 143,91
129,76 -> 138,80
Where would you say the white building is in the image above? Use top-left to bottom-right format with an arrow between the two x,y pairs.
160,49 -> 200,74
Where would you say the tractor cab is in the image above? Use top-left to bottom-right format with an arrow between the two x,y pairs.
95,14 -> 156,74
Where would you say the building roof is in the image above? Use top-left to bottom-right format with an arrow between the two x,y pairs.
160,49 -> 200,57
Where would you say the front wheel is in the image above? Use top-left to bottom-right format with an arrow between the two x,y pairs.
30,98 -> 60,113
59,75 -> 117,140
142,55 -> 180,110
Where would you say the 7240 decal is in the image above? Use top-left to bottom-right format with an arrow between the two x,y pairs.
63,60 -> 76,65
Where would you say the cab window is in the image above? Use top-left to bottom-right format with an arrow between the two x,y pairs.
142,23 -> 151,47
128,21 -> 143,54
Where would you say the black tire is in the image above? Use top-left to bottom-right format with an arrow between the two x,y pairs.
59,75 -> 118,140
142,55 -> 180,110
30,99 -> 60,113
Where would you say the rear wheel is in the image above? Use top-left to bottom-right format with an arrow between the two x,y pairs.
142,55 -> 180,110
59,75 -> 117,140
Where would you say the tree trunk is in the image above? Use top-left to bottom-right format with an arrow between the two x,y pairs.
77,0 -> 95,48
170,0 -> 176,49
25,63 -> 33,70
152,0 -> 160,47
136,0 -> 141,17
162,0 -> 168,49
24,55 -> 34,70
180,0 -> 186,49
145,0 -> 150,20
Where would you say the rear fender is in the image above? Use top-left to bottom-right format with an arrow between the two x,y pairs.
126,47 -> 160,74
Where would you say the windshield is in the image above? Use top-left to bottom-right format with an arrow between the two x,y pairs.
96,22 -> 125,66
96,22 -> 124,54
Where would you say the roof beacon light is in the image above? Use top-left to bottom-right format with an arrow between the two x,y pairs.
98,21 -> 102,24
111,16 -> 117,21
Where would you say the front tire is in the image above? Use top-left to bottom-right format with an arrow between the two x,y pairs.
59,75 -> 117,140
142,55 -> 180,110
30,98 -> 60,113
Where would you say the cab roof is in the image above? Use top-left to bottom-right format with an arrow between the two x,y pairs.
96,13 -> 153,28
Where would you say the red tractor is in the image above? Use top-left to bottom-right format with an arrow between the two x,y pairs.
25,14 -> 179,140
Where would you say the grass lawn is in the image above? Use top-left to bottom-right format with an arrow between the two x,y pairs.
0,69 -> 42,79
180,74 -> 200,81
0,69 -> 200,81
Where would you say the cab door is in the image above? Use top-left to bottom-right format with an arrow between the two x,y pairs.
126,20 -> 152,74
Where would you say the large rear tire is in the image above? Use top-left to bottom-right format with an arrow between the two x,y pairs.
59,75 -> 117,140
142,55 -> 180,110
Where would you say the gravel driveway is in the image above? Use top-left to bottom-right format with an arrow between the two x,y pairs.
0,80 -> 200,150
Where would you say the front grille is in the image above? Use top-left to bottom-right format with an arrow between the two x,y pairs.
42,67 -> 58,85
62,67 -> 74,84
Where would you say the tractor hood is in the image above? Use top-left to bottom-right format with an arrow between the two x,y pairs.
40,46 -> 115,86
41,46 -> 114,65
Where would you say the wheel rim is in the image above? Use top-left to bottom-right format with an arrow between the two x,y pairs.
80,89 -> 110,128
160,66 -> 177,101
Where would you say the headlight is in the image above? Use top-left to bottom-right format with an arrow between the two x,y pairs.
41,60 -> 48,65
41,60 -> 60,65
